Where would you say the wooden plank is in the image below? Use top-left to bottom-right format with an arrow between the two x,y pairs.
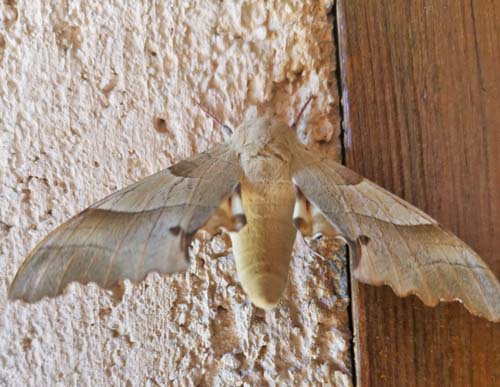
336,1 -> 500,386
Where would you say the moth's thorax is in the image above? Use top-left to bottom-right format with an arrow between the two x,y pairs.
230,115 -> 298,183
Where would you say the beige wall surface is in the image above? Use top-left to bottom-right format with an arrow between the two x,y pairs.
0,1 -> 351,385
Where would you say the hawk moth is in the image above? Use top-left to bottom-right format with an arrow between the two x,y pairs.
9,102 -> 500,322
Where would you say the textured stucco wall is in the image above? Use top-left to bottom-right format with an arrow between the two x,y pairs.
0,1 -> 352,386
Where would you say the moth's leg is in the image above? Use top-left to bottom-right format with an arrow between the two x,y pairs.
293,185 -> 349,309
202,183 -> 246,235
197,185 -> 245,263
292,186 -> 312,236
293,185 -> 341,239
229,184 -> 246,231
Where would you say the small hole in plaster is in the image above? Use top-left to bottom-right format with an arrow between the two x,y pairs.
257,345 -> 267,359
153,117 -> 168,133
70,127 -> 81,136
59,181 -> 69,194
99,308 -> 112,319
0,34 -> 5,62
22,337 -> 32,350
217,305 -> 228,314
21,189 -> 31,204
253,362 -> 265,374
94,161 -> 100,167
0,221 -> 13,233
123,335 -> 134,346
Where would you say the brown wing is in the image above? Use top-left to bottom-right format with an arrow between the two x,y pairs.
292,148 -> 500,322
9,144 -> 242,303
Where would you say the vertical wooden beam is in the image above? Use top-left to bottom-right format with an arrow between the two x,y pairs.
337,1 -> 500,386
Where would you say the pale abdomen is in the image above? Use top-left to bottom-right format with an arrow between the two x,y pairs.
229,179 -> 296,309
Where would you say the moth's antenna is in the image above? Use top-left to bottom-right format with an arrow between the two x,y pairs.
196,102 -> 233,135
292,95 -> 316,129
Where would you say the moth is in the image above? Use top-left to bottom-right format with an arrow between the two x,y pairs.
9,99 -> 500,323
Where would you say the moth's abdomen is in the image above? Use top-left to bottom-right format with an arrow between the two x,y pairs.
230,180 -> 296,309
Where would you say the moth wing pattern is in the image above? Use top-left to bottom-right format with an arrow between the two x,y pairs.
9,144 -> 243,303
292,148 -> 500,322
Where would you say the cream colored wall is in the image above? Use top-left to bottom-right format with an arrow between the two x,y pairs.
0,1 -> 352,385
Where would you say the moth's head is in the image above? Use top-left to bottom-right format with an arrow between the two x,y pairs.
196,96 -> 315,148
232,114 -> 291,145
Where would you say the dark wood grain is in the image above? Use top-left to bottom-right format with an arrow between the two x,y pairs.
336,1 -> 500,386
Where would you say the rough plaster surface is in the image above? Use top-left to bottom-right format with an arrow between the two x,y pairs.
0,1 -> 351,385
